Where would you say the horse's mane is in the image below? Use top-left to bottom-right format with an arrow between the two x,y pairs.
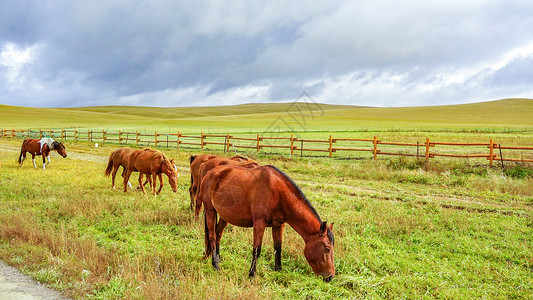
265,165 -> 322,223
232,155 -> 249,161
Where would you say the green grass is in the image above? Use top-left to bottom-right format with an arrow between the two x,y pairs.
0,137 -> 531,299
2,98 -> 533,133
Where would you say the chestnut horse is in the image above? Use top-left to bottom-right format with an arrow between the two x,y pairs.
193,157 -> 259,217
123,148 -> 178,195
17,138 -> 67,169
197,165 -> 335,281
188,154 -> 250,209
104,147 -> 178,190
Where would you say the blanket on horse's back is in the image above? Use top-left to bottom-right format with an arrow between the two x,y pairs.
38,138 -> 56,152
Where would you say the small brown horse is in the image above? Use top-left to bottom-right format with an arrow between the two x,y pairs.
104,147 -> 136,189
197,165 -> 335,281
17,138 -> 67,169
123,148 -> 178,195
188,154 -> 250,209
193,157 -> 259,217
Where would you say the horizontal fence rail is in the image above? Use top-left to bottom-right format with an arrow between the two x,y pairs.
2,128 -> 533,165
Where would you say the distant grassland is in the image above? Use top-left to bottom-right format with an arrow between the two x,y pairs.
1,98 -> 533,133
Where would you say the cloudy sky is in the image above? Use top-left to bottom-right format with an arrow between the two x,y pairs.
1,1 -> 533,108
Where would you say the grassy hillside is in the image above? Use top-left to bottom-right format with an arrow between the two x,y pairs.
1,98 -> 532,133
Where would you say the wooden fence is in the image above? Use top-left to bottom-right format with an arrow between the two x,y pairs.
2,128 -> 533,165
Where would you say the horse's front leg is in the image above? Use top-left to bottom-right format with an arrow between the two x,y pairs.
155,174 -> 163,195
249,220 -> 267,278
138,173 -> 147,194
272,223 -> 285,271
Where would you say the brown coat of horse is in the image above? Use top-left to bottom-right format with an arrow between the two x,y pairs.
197,165 -> 335,281
188,154 -> 250,209
17,138 -> 67,169
104,147 -> 135,189
123,148 -> 178,195
193,157 -> 259,217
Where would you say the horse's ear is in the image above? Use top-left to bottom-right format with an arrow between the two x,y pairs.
319,221 -> 327,236
329,223 -> 334,230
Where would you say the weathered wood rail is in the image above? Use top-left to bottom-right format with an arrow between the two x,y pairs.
2,128 -> 532,165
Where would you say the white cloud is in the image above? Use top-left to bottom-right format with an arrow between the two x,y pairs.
1,1 -> 533,107
0,43 -> 38,88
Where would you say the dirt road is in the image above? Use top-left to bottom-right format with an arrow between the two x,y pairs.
0,261 -> 68,300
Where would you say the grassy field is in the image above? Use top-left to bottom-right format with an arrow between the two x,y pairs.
0,137 -> 532,299
0,99 -> 532,299
2,98 -> 533,133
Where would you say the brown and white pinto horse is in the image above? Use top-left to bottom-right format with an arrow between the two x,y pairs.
188,154 -> 250,209
193,157 -> 259,217
197,165 -> 335,281
17,138 -> 67,169
123,148 -> 178,195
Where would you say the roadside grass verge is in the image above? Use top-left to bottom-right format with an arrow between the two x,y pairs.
0,138 -> 531,299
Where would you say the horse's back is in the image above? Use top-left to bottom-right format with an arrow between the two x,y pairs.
130,148 -> 164,173
21,138 -> 41,153
203,165 -> 285,227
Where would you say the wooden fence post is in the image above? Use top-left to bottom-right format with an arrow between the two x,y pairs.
102,130 -> 106,144
373,136 -> 378,160
177,132 -> 180,149
119,130 -> 122,144
489,139 -> 494,166
88,129 -> 91,142
256,134 -> 260,152
136,131 -> 139,146
75,129 -> 78,142
328,135 -> 333,158
290,134 -> 294,155
155,131 -> 158,147
39,130 -> 42,139
61,129 -> 64,141
200,132 -> 204,150
425,138 -> 430,163
226,133 -> 231,152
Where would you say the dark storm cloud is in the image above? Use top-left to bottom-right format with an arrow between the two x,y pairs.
1,1 -> 533,107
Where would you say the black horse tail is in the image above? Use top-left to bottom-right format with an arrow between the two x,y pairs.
104,153 -> 114,177
17,139 -> 27,164
189,155 -> 197,164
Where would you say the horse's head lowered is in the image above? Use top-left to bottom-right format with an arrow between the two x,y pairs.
165,158 -> 179,192
304,222 -> 335,282
52,141 -> 67,158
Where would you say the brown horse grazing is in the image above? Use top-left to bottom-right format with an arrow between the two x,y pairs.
17,138 -> 67,169
188,154 -> 251,209
197,165 -> 335,281
123,148 -> 178,195
193,157 -> 259,217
